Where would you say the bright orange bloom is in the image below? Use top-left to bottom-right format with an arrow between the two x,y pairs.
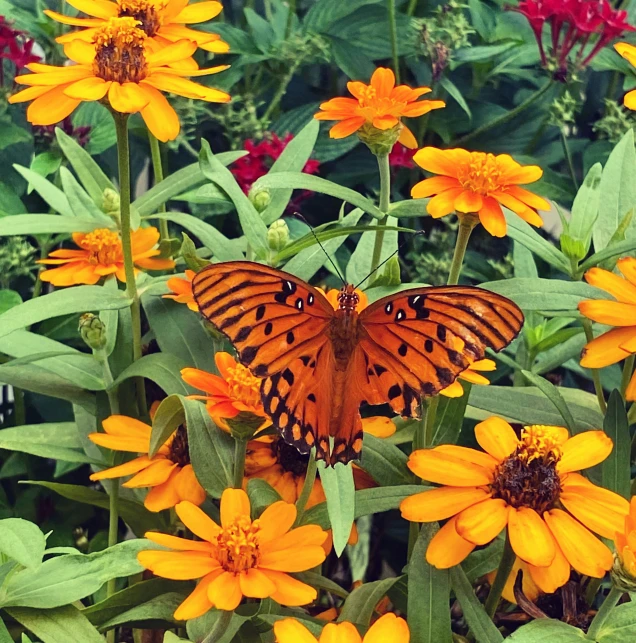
89,415 -> 206,512
615,496 -> 636,581
615,43 -> 636,110
411,148 -> 550,237
38,226 -> 174,286
164,269 -> 197,311
400,418 -> 627,591
274,613 -> 410,643
46,0 -> 228,57
9,18 -> 229,142
138,489 -> 328,619
314,67 -> 444,149
579,260 -> 636,400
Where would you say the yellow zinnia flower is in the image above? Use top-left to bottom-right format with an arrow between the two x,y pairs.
138,489 -> 328,619
46,0 -> 228,56
579,260 -> 636,400
615,43 -> 636,110
164,269 -> 198,311
274,613 -> 410,643
38,226 -> 174,286
9,17 -> 230,142
89,415 -> 206,512
314,67 -> 445,149
411,148 -> 550,237
615,496 -> 636,583
400,418 -> 628,591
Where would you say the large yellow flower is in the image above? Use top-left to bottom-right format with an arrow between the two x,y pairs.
138,489 -> 328,619
411,148 -> 550,237
89,415 -> 206,512
38,226 -> 174,286
274,613 -> 410,643
579,260 -> 636,400
46,0 -> 228,56
9,17 -> 230,142
314,67 -> 444,149
400,418 -> 628,592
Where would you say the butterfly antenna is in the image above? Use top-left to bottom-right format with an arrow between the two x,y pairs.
292,212 -> 346,286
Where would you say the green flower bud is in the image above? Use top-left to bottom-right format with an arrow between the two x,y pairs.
102,188 -> 120,218
224,411 -> 266,441
560,233 -> 587,262
611,554 -> 636,593
249,187 -> 272,213
357,122 -> 403,157
79,313 -> 107,351
267,219 -> 290,252
181,232 -> 210,271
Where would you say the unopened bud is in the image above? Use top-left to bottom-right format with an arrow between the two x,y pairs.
181,233 -> 210,271
224,411 -> 267,441
249,187 -> 271,213
560,233 -> 587,262
102,188 -> 120,218
267,219 -> 290,252
357,122 -> 403,157
79,313 -> 107,351
611,554 -> 636,592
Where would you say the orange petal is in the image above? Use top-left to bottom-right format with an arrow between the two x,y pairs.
411,176 -> 460,199
508,506 -> 556,567
137,550 -> 221,579
239,567 -> 276,599
557,431 -> 613,473
173,571 -> 220,621
580,327 -> 636,368
479,196 -> 507,237
329,117 -> 366,139
474,416 -> 518,462
370,67 -> 396,97
413,147 -> 459,177
427,188 -> 465,218
585,267 -> 636,304
89,456 -> 151,481
265,570 -> 317,606
364,613 -> 410,643
407,448 -> 493,486
426,516 -> 476,568
207,571 -> 243,610
455,498 -> 509,545
257,501 -> 297,543
454,190 -> 483,214
400,486 -> 490,522
578,300 -> 636,326
175,501 -> 221,542
527,543 -> 571,594
273,619 -> 318,643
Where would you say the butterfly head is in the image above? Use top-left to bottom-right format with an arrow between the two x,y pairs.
337,284 -> 361,313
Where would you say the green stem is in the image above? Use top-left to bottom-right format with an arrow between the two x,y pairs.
232,439 -> 247,489
285,0 -> 296,38
560,128 -> 579,190
586,587 -> 623,640
407,522 -> 420,560
484,533 -> 516,619
447,214 -> 477,286
295,451 -> 317,523
583,319 -> 607,414
12,387 -> 25,426
413,401 -> 428,451
262,61 -> 300,124
148,131 -> 169,242
424,396 -> 439,446
370,154 -> 391,275
585,577 -> 603,607
387,0 -> 400,83
114,112 -> 147,418
406,0 -> 419,16
622,355 -> 635,398
202,610 -> 234,643
452,80 -> 553,147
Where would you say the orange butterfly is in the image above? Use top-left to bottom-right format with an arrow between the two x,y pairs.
192,262 -> 523,465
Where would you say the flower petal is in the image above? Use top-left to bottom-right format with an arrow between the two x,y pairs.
144,531 -> 214,552
411,176 -> 460,199
273,619 -> 318,643
580,327 -> 636,368
413,147 -> 459,177
89,456 -> 151,481
479,196 -> 507,237
508,506 -> 556,567
239,567 -> 276,599
527,543 -> 571,594
137,550 -> 221,579
220,488 -> 251,528
361,416 -> 396,438
173,1 -> 223,23
474,417 -> 518,462
147,40 -> 198,66
108,82 -> 150,113
144,476 -> 181,512
329,117 -> 366,139
426,516 -> 476,568
64,76 -> 110,101
364,613 -> 410,643
427,188 -> 465,218
139,84 -> 180,142
578,300 -> 636,326
26,85 -> 80,126
407,448 -> 493,486
124,459 -> 177,488
455,498 -> 509,545
257,501 -> 297,543
454,190 -> 483,214
175,501 -> 221,542
208,571 -> 243,611
585,267 -> 636,304
400,486 -> 490,522
173,570 -> 221,621
266,570 -> 317,606
557,431 -> 613,473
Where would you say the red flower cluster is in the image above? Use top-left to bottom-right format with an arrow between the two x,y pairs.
389,143 -> 416,170
232,133 -> 320,208
0,16 -> 40,82
514,0 -> 634,78
34,117 -> 91,150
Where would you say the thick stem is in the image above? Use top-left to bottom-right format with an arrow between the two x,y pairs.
586,587 -> 623,640
387,0 -> 400,83
232,438 -> 247,489
148,131 -> 169,242
447,215 -> 477,286
622,355 -> 635,398
484,533 -> 516,619
560,128 -> 578,190
114,112 -> 147,417
295,451 -> 317,523
370,154 -> 392,275
583,319 -> 607,413
202,610 -> 234,643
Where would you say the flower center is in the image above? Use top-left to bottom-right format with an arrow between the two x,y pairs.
93,18 -> 148,84
216,516 -> 261,572
490,426 -> 563,513
79,228 -> 123,265
117,0 -> 163,37
274,438 -> 310,477
226,363 -> 262,408
456,152 -> 504,195
168,426 -> 190,467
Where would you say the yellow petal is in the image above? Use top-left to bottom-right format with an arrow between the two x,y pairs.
123,459 -> 177,488
413,147 -> 459,177
147,40 -> 198,66
440,380 -> 464,397
364,614 -> 410,643
139,84 -> 180,142
580,327 -> 636,368
584,267 -> 636,304
26,85 -> 81,126
173,1 -> 223,23
434,445 -> 499,470
527,543 -> 571,594
273,619 -> 318,643
361,416 -> 396,438
455,190 -> 483,214
108,81 -> 150,113
89,455 -> 151,481
220,487 -> 251,528
144,531 -> 214,552
474,416 -> 518,462
239,567 -> 276,599
400,486 -> 490,522
175,501 -> 221,542
64,77 -> 110,100
508,506 -> 556,567
144,477 -> 181,512
557,431 -> 613,473
406,448 -> 493,486
173,571 -> 220,621
257,501 -> 297,543
266,570 -> 317,606
426,516 -> 476,568
578,300 -> 636,326
103,415 -> 152,438
455,498 -> 509,545
137,550 -> 221,579
207,571 -> 243,611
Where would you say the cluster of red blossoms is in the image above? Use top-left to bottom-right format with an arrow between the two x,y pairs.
33,117 -> 91,150
389,143 -> 416,169
0,16 -> 40,84
514,0 -> 635,79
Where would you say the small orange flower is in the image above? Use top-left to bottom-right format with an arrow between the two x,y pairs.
38,226 -> 174,286
411,148 -> 550,237
615,496 -> 636,582
138,489 -> 328,619
89,415 -> 206,512
314,67 -> 444,149
164,269 -> 197,311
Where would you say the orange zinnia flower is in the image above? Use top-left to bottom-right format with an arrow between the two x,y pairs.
615,43 -> 636,110
38,226 -> 174,286
89,415 -> 206,512
314,67 -> 445,149
411,148 -> 550,237
400,418 -> 628,591
274,613 -> 410,643
138,489 -> 328,619
9,17 -> 230,142
614,496 -> 636,584
579,260 -> 636,400
164,269 -> 197,311
46,0 -> 228,56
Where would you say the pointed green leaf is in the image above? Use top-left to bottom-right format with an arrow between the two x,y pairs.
602,390 -> 631,499
317,461 -> 356,556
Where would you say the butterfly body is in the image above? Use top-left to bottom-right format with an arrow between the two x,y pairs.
192,261 -> 524,465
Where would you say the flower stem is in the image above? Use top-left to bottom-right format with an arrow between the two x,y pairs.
262,61 -> 300,123
114,112 -> 147,418
452,80 -> 553,147
582,319 -> 607,414
295,450 -> 317,523
202,610 -> 233,643
387,0 -> 400,83
285,0 -> 296,38
148,131 -> 169,242
621,355 -> 635,398
484,532 -> 516,619
370,153 -> 392,275
586,586 -> 623,640
447,214 -> 477,286
424,395 -> 439,446
560,128 -> 579,190
406,0 -> 419,16
232,438 -> 247,489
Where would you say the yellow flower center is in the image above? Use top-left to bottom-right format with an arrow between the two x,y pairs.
79,228 -> 123,265
490,425 -> 563,513
456,152 -> 504,195
216,516 -> 261,572
226,363 -> 262,408
118,0 -> 163,36
93,18 -> 148,84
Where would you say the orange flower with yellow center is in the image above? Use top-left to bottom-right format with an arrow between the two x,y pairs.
314,67 -> 445,149
614,496 -> 636,583
38,226 -> 174,286
400,418 -> 628,591
411,148 -> 550,237
89,415 -> 206,512
274,613 -> 410,643
138,489 -> 328,619
164,269 -> 197,311
578,259 -> 636,400
9,17 -> 230,142
46,0 -> 228,57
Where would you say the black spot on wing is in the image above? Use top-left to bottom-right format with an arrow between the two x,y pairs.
234,326 -> 252,342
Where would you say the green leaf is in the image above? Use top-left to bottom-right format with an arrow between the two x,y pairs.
359,434 -> 412,486
408,525 -> 452,643
150,395 -> 186,457
6,606 -> 105,643
0,286 -> 131,339
432,384 -> 472,446
112,353 -> 191,397
0,519 -> 45,569
0,181 -> 25,215
514,241 -> 539,279
72,102 -> 116,155
295,571 -> 349,599
187,610 -> 248,643
0,290 -> 22,315
12,165 -> 73,217
596,601 -> 636,642
0,214 -> 109,236
98,592 -> 183,630
59,167 -> 113,225
440,76 -> 471,119
331,36 -> 375,80
568,163 -> 601,247
449,566 -> 504,643
246,478 -> 282,517
602,390 -> 631,499
520,371 -> 576,432
303,0 -> 382,33
29,152 -> 62,184
339,578 -> 400,625
579,236 -> 636,273
389,198 -> 429,218
0,116 -> 32,151
462,538 -> 504,583
318,461 -> 356,556
504,619 -> 586,641
0,617 -> 11,643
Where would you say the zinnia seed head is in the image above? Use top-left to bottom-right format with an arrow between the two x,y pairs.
79,228 -> 122,265
118,0 -> 163,36
216,517 -> 261,572
93,17 -> 148,84
274,438 -> 310,477
168,426 -> 190,468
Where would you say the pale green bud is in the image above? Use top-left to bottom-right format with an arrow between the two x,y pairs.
249,187 -> 271,213
267,219 -> 290,252
79,313 -> 107,351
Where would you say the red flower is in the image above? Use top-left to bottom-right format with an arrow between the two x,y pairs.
389,143 -> 416,169
0,16 -> 40,79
